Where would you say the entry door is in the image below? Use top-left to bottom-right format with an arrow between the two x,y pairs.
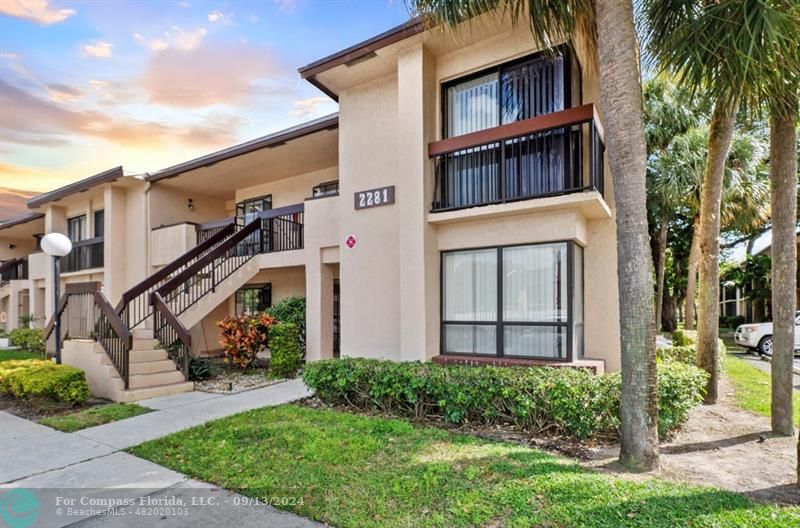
235,195 -> 271,254
333,279 -> 340,358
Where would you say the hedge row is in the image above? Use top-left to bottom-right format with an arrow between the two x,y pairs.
666,330 -> 727,370
0,360 -> 90,403
303,358 -> 708,440
9,328 -> 46,356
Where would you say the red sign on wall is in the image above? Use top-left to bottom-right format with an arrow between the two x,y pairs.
345,235 -> 357,248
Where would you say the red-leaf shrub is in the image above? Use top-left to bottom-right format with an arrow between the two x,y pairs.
217,313 -> 276,369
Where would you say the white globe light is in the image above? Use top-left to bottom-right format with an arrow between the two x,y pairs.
41,233 -> 73,257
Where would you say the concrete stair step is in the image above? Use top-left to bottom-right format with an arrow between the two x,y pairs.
118,381 -> 194,402
129,359 -> 179,375
129,370 -> 187,389
132,338 -> 159,349
132,328 -> 154,339
129,349 -> 168,362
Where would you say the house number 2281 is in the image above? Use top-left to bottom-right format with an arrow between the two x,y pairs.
354,185 -> 395,210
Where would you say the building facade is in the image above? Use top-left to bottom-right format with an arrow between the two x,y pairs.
0,12 -> 620,399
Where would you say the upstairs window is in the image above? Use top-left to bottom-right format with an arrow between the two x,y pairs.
444,50 -> 571,139
236,195 -> 272,227
93,210 -> 104,238
312,180 -> 339,198
67,215 -> 86,242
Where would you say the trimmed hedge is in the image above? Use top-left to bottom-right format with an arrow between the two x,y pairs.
269,322 -> 302,379
0,359 -> 90,403
303,358 -> 708,440
9,328 -> 45,355
667,330 -> 727,370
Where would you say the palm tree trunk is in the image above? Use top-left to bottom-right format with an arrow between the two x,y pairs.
684,214 -> 701,330
696,99 -> 737,404
769,100 -> 797,437
595,0 -> 659,471
655,215 -> 669,332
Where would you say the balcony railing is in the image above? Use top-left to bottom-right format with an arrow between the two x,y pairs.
258,203 -> 304,253
0,258 -> 28,285
428,104 -> 605,212
62,237 -> 104,273
198,217 -> 235,244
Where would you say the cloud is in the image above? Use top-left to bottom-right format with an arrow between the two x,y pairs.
176,1 -> 191,7
0,78 -> 246,149
274,0 -> 297,12
133,27 -> 206,53
82,41 -> 113,59
0,52 -> 20,60
46,83 -> 84,103
141,42 -> 284,108
207,10 -> 223,22
289,96 -> 333,119
0,0 -> 75,26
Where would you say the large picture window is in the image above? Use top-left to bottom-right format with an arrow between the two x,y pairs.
441,241 -> 584,360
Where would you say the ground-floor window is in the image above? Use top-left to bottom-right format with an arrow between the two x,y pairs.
235,284 -> 272,315
441,241 -> 583,361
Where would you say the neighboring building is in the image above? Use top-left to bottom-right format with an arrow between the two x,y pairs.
719,231 -> 800,323
0,11 -> 619,400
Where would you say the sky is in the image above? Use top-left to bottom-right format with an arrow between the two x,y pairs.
0,0 -> 409,193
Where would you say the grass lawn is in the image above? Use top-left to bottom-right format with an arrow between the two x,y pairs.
726,354 -> 800,425
0,348 -> 44,362
40,403 -> 152,432
130,405 -> 799,528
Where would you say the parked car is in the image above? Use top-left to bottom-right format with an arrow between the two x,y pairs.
734,311 -> 800,356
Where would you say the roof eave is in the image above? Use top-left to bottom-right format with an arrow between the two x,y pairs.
26,166 -> 124,209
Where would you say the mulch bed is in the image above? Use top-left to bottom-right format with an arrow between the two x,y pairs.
0,393 -> 109,422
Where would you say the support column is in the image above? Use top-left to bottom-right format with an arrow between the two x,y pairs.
306,251 -> 335,362
44,205 -> 66,317
103,184 -> 127,305
397,44 -> 439,361
7,281 -> 21,331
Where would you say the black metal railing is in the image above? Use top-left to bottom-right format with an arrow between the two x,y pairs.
198,217 -> 235,244
430,104 -> 605,212
118,223 -> 236,330
157,219 -> 262,317
258,204 -> 304,253
43,282 -> 132,388
152,292 -> 191,381
62,237 -> 104,273
0,258 -> 27,285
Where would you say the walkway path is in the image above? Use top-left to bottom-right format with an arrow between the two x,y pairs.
0,379 -> 320,527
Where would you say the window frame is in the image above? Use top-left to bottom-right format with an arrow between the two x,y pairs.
439,240 -> 583,362
234,283 -> 272,316
440,44 -> 577,141
235,194 -> 272,226
312,180 -> 339,198
67,214 -> 87,242
93,210 -> 104,238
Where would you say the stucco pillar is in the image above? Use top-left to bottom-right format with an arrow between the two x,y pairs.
103,184 -> 127,305
305,252 -> 335,362
43,205 -> 66,317
397,44 -> 439,361
7,281 -> 21,331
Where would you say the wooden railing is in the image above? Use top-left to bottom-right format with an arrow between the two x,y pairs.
152,292 -> 191,381
0,258 -> 27,285
428,104 -> 605,212
62,237 -> 104,273
117,222 -> 236,329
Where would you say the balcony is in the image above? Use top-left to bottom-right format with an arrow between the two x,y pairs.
0,258 -> 28,286
428,104 -> 605,213
62,237 -> 104,273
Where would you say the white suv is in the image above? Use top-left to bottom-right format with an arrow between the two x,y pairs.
734,311 -> 800,356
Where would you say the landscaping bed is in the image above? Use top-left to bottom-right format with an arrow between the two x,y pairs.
0,393 -> 106,422
130,404 -> 800,527
191,357 -> 286,394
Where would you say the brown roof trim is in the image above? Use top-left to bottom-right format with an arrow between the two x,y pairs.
0,212 -> 44,231
27,166 -> 124,209
147,114 -> 339,183
298,18 -> 425,97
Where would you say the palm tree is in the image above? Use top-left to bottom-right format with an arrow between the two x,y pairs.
641,0 -> 800,403
410,0 -> 660,470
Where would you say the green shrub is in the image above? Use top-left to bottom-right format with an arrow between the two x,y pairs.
0,359 -> 90,403
719,315 -> 745,329
265,296 -> 305,354
303,358 -> 708,440
269,323 -> 302,379
9,328 -> 45,355
657,346 -> 697,365
189,357 -> 212,381
671,329 -> 697,347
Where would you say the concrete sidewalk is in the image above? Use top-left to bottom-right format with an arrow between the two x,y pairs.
1,379 -> 320,527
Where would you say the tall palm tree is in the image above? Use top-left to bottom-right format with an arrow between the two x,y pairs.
410,0 -> 660,470
641,0 -> 800,403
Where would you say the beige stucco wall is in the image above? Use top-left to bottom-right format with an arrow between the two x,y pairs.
0,238 -> 36,261
236,166 -> 338,209
150,223 -> 198,267
148,185 -> 229,229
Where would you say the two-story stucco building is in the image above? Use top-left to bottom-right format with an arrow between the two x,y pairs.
0,11 -> 619,400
